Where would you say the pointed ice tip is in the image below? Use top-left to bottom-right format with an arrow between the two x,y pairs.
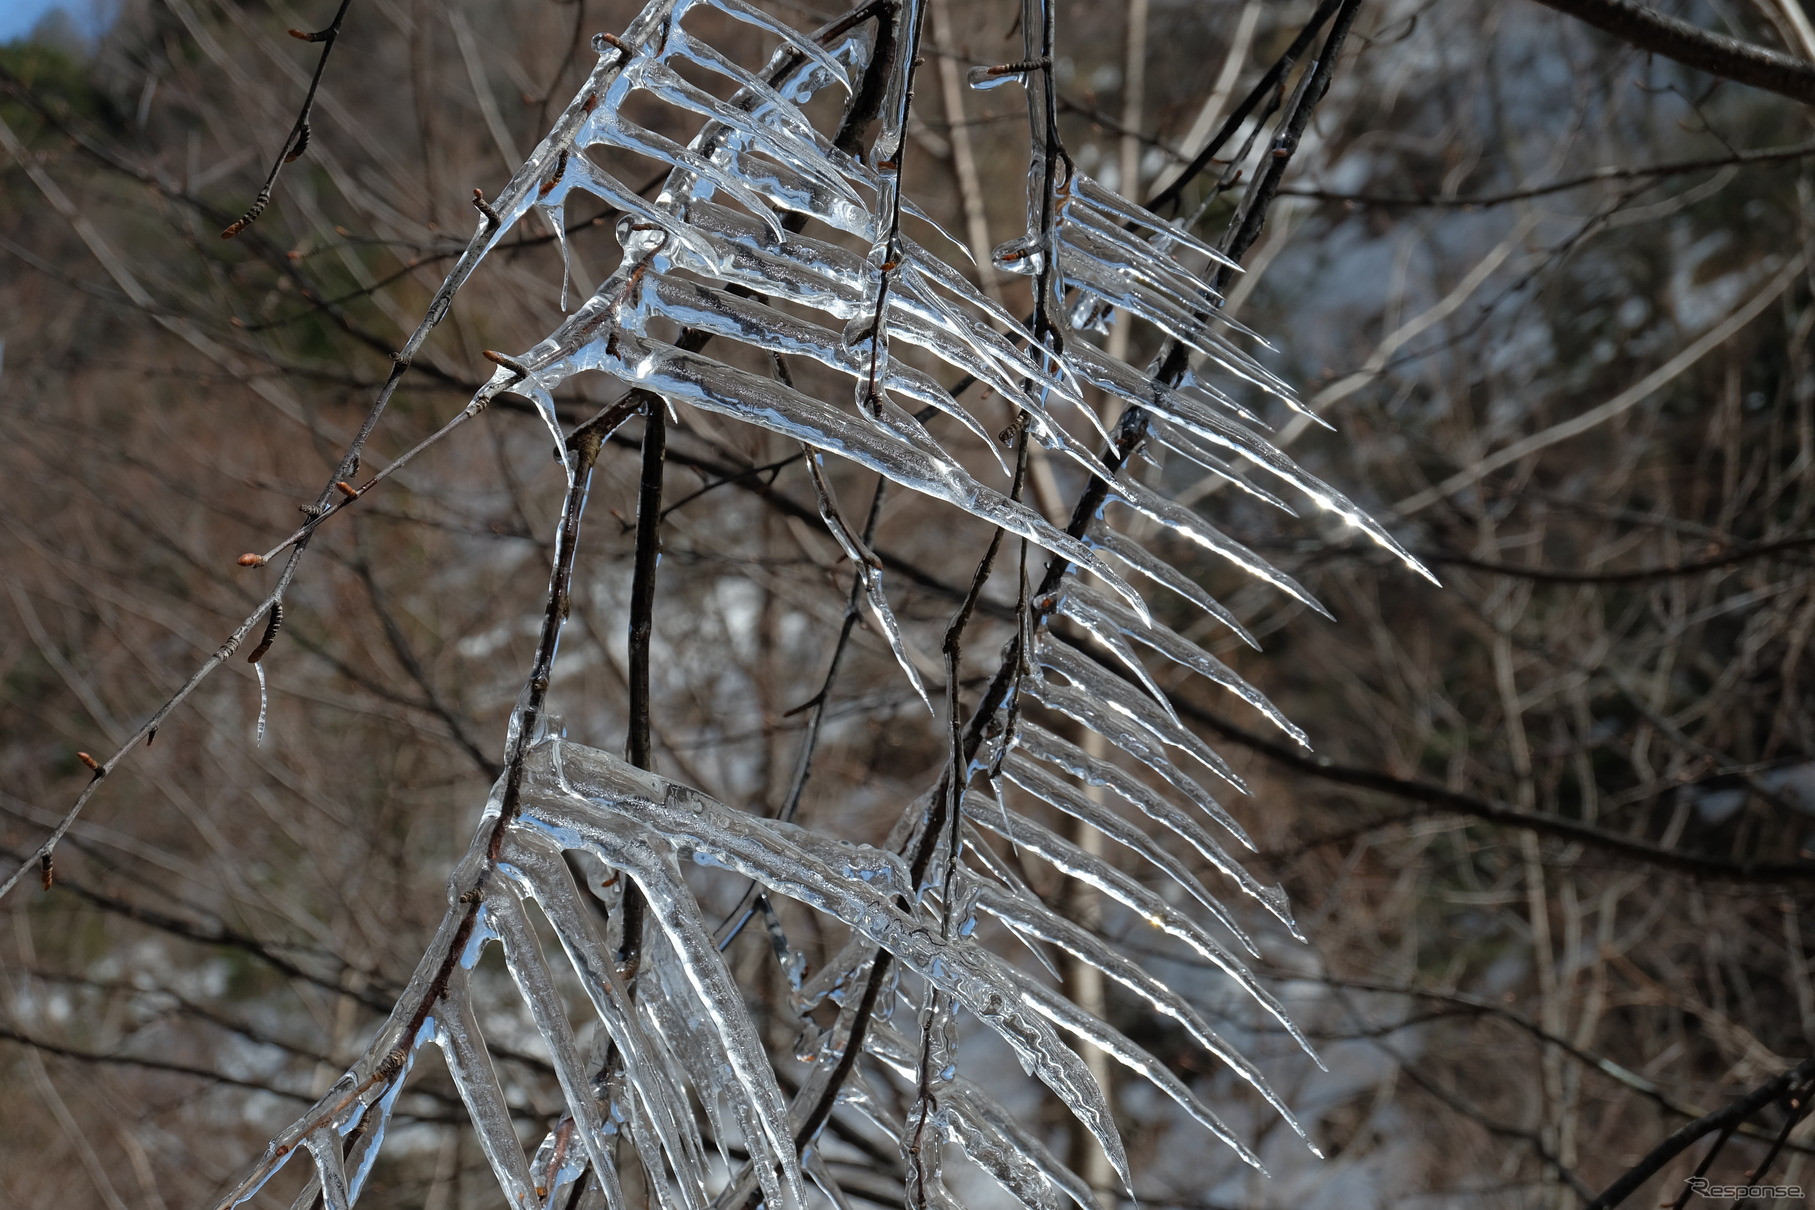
1080,560 -> 1151,626
1119,579 -> 1154,629
1224,1128 -> 1268,1173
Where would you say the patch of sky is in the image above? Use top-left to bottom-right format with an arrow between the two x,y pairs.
1,0 -> 115,45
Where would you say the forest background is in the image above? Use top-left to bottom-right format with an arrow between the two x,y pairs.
3,0 -> 1815,1207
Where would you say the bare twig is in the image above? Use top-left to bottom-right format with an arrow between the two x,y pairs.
1279,136 -> 1815,207
222,0 -> 358,239
1145,0 -> 1345,213
1395,254 -> 1808,515
1417,534 -> 1815,582
1175,696 -> 1815,884
1584,1056 -> 1815,1209
1530,0 -> 1815,106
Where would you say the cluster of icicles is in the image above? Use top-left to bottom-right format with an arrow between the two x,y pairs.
216,0 -> 1428,1207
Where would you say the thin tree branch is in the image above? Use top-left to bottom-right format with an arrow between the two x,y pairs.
1584,1056 -> 1815,1209
1530,0 -> 1815,106
1215,0 -> 1365,274
620,428 -> 1815,886
0,1024 -> 393,1109
1386,1044 -> 1595,1198
0,47 -> 628,895
1278,136 -> 1815,208
625,406 -> 666,776
1394,253 -> 1808,516
1175,697 -> 1815,884
221,0 -> 358,238
1417,534 -> 1815,582
349,542 -> 499,779
1,847 -> 390,1011
1145,0 -> 1345,213
616,397 -> 668,984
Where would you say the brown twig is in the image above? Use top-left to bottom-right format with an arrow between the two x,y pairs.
1176,696 -> 1815,884
222,0 -> 358,239
1530,0 -> 1815,106
1279,137 -> 1815,208
1584,1056 -> 1815,1209
1145,0 -> 1346,213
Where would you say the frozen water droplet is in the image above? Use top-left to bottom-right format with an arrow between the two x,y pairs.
967,65 -> 1027,91
1069,293 -> 1114,333
254,661 -> 268,746
991,236 -> 1044,276
841,312 -> 880,359
793,1022 -> 825,1063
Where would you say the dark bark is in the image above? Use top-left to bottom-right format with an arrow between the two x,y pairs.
1532,0 -> 1815,105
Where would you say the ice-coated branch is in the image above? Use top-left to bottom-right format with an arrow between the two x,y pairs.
182,0 -> 1447,1204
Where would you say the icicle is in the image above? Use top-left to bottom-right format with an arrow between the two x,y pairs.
942,1084 -> 1098,1210
254,660 -> 268,746
302,1132 -> 353,1210
543,202 -> 574,311
1069,172 -> 1238,270
958,821 -> 1063,982
1153,421 -> 1297,512
489,895 -> 634,1210
804,449 -> 932,711
1003,962 -> 1282,1167
1040,601 -> 1176,722
1055,580 -> 1309,746
528,1123 -> 592,1210
1011,725 -> 1299,926
804,1151 -> 861,1210
529,741 -> 1132,1191
436,979 -> 542,1206
903,985 -> 960,1207
1086,525 -> 1260,650
997,756 -> 1237,933
1032,641 -> 1248,791
342,1038 -> 420,1201
967,794 -> 1262,963
1107,477 -> 1333,618
867,1022 -> 1106,1210
520,327 -> 1140,606
967,63 -> 1033,91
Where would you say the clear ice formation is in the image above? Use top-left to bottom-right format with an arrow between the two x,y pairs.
213,0 -> 1430,1204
